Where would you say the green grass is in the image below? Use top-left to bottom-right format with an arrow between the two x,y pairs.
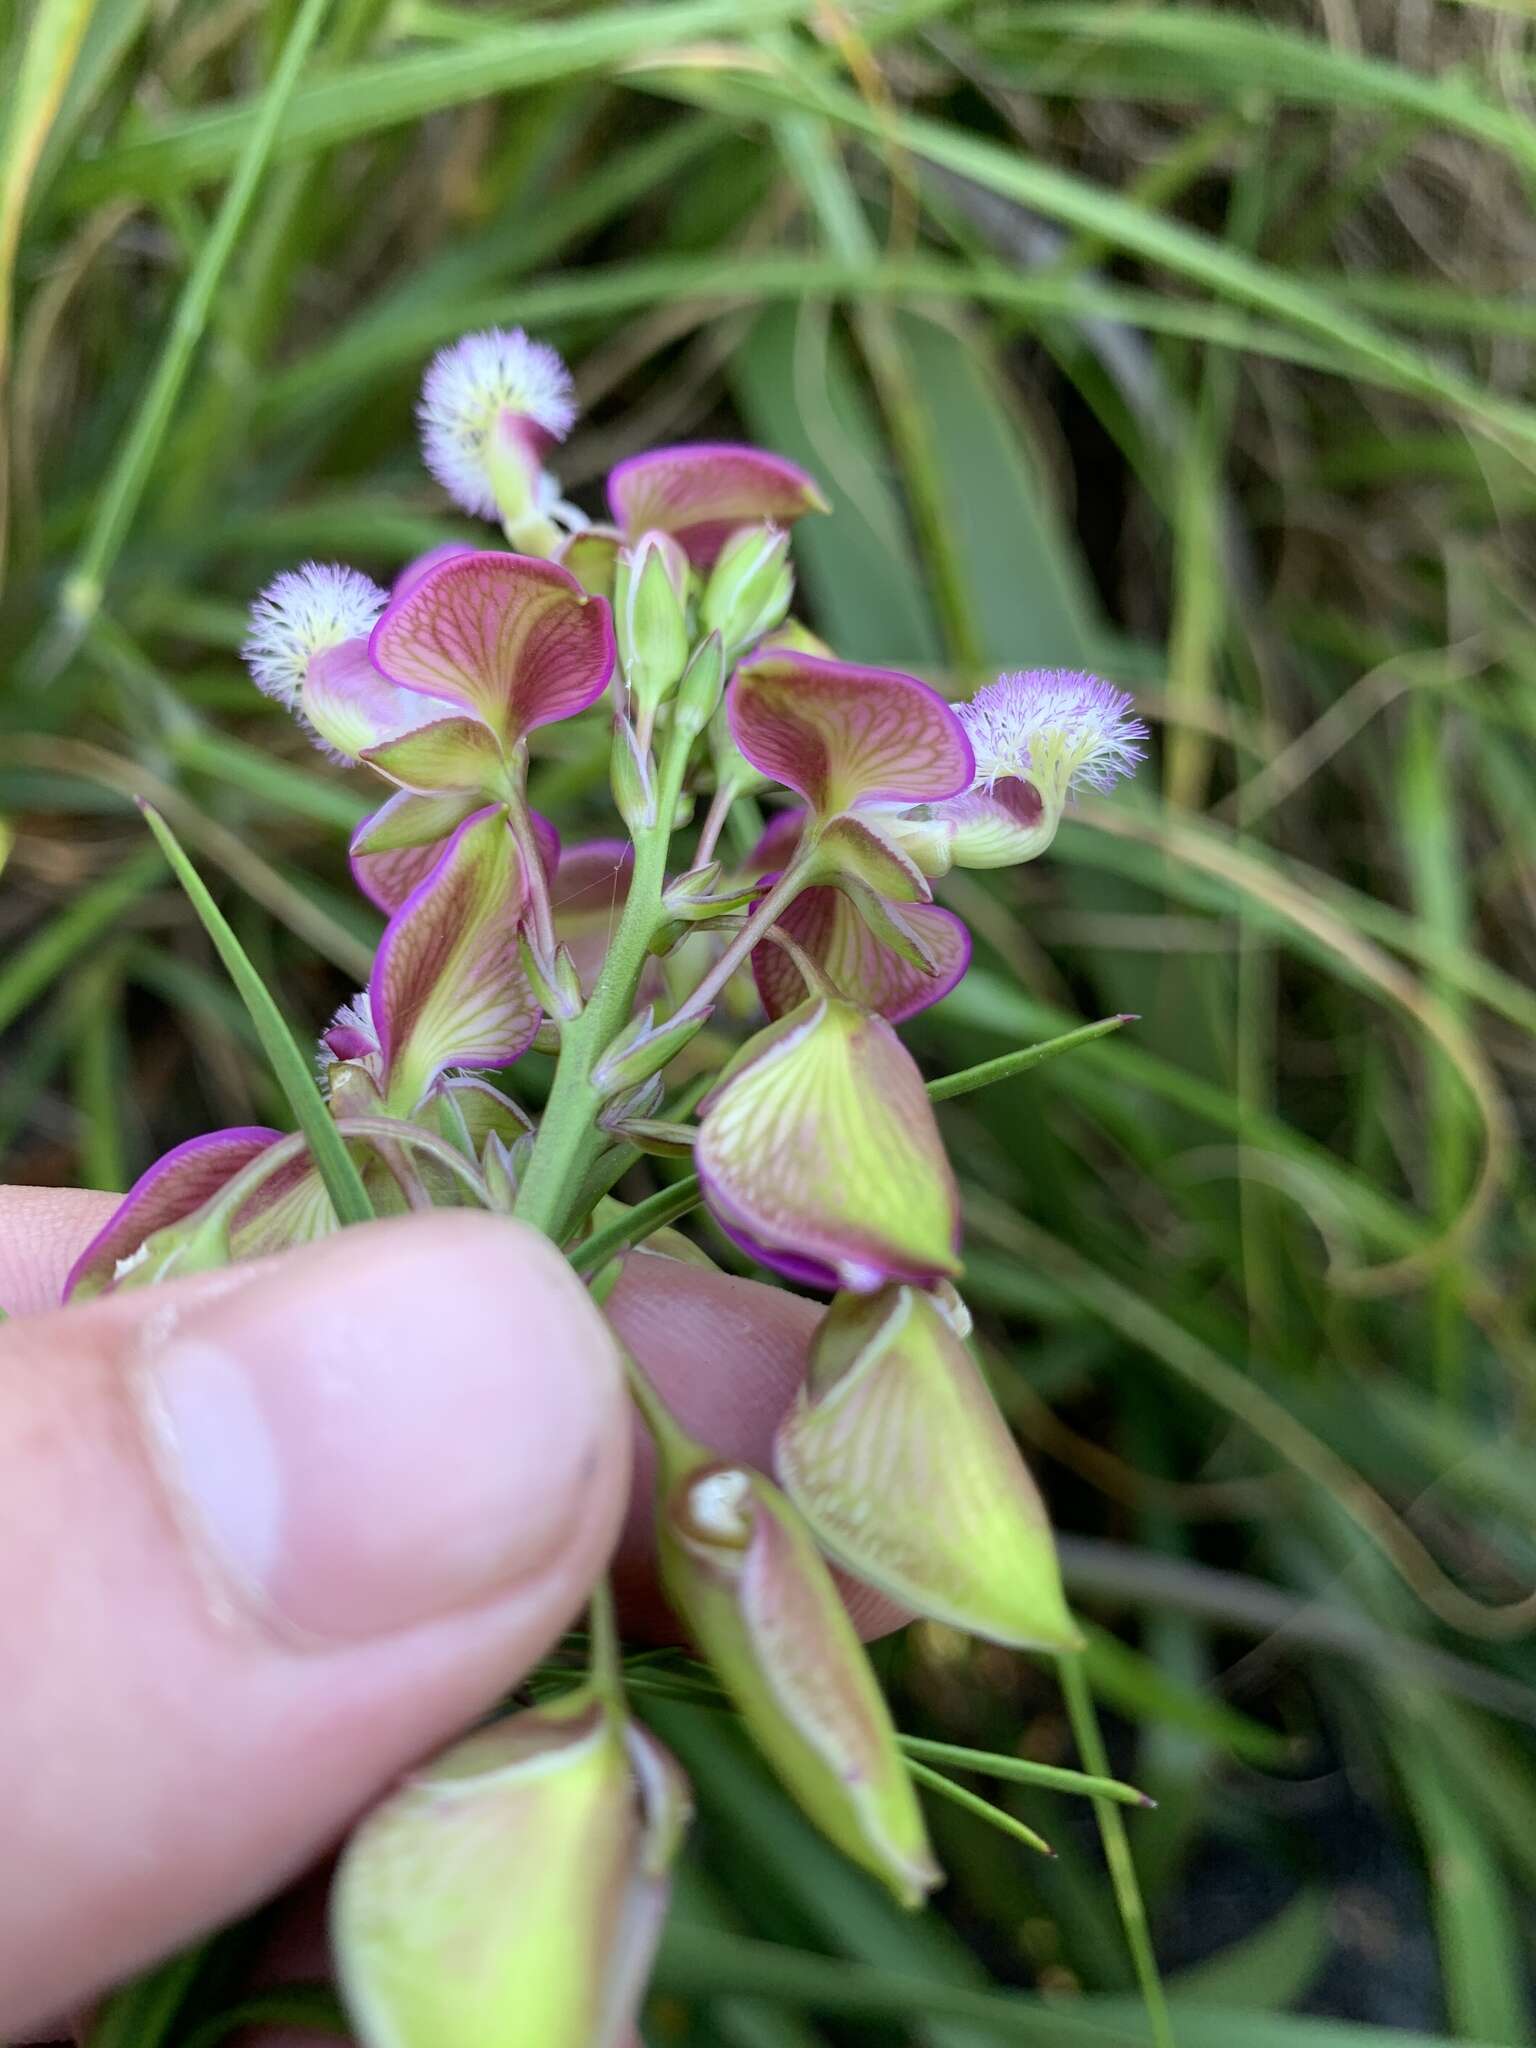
5,1 -> 1536,2042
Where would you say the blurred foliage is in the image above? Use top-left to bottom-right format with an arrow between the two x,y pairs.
4,0 -> 1536,2041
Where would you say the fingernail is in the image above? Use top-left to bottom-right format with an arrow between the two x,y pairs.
137,1213 -> 619,1642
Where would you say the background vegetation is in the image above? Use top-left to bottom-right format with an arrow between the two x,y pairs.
4,0 -> 1536,2041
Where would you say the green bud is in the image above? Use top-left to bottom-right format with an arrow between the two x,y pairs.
335,1688 -> 690,2048
616,532 -> 691,719
671,631 -> 725,739
559,527 -> 621,602
699,524 -> 793,658
591,1005 -> 709,1097
610,714 -> 655,833
658,1456 -> 939,1906
778,1286 -> 1082,1652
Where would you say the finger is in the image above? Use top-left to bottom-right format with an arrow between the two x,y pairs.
0,1211 -> 629,2038
0,1189 -> 898,1638
0,1185 -> 118,1315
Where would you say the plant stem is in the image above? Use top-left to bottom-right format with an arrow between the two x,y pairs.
1057,1648 -> 1176,2048
512,712 -> 693,1242
666,860 -> 811,1026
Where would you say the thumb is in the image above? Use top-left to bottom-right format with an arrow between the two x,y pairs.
0,1210 -> 628,2038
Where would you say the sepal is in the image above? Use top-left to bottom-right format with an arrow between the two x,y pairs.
696,993 -> 961,1292
656,1453 -> 937,1906
334,1687 -> 689,2048
776,1286 -> 1082,1651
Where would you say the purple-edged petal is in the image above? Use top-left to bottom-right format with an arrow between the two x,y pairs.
369,550 -> 614,746
392,542 -> 478,602
371,806 -> 540,1111
753,886 -> 970,1024
351,793 -> 556,914
362,715 -> 503,794
607,445 -> 827,568
300,638 -> 437,762
63,1128 -> 281,1301
729,653 -> 974,818
696,995 -> 961,1292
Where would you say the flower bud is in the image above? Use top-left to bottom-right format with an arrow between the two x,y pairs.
697,993 -> 961,1292
615,531 -> 691,719
559,526 -> 621,602
334,1689 -> 689,2048
777,1287 -> 1081,1651
591,1005 -> 709,1097
658,1457 -> 938,1905
699,524 -> 793,657
671,631 -> 726,740
610,714 -> 655,833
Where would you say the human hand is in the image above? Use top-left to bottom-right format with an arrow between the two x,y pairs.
0,1190 -> 832,2041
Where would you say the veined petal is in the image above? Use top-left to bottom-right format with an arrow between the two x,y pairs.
696,995 -> 961,1291
371,807 -> 541,1113
63,1128 -> 281,1301
369,550 -> 614,747
607,444 -> 827,568
776,1287 -> 1081,1651
362,714 -> 504,793
728,653 -> 974,818
300,638 -> 437,763
392,541 -> 478,602
753,886 -> 971,1024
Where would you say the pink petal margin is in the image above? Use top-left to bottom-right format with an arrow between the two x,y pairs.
728,652 -> 975,816
606,443 -> 827,568
63,1127 -> 281,1302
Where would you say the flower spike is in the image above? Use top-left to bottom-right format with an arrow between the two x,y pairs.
697,992 -> 961,1291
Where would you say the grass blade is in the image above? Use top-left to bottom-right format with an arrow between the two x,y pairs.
138,804 -> 374,1227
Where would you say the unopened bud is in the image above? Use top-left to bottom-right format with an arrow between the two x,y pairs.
592,1005 -> 709,1098
615,532 -> 691,719
700,524 -> 793,658
610,715 -> 655,833
777,1286 -> 1081,1651
672,631 -> 726,739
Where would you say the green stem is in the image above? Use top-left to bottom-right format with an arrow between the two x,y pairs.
512,715 -> 693,1242
585,1576 -> 624,1704
1057,1648 -> 1176,2048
